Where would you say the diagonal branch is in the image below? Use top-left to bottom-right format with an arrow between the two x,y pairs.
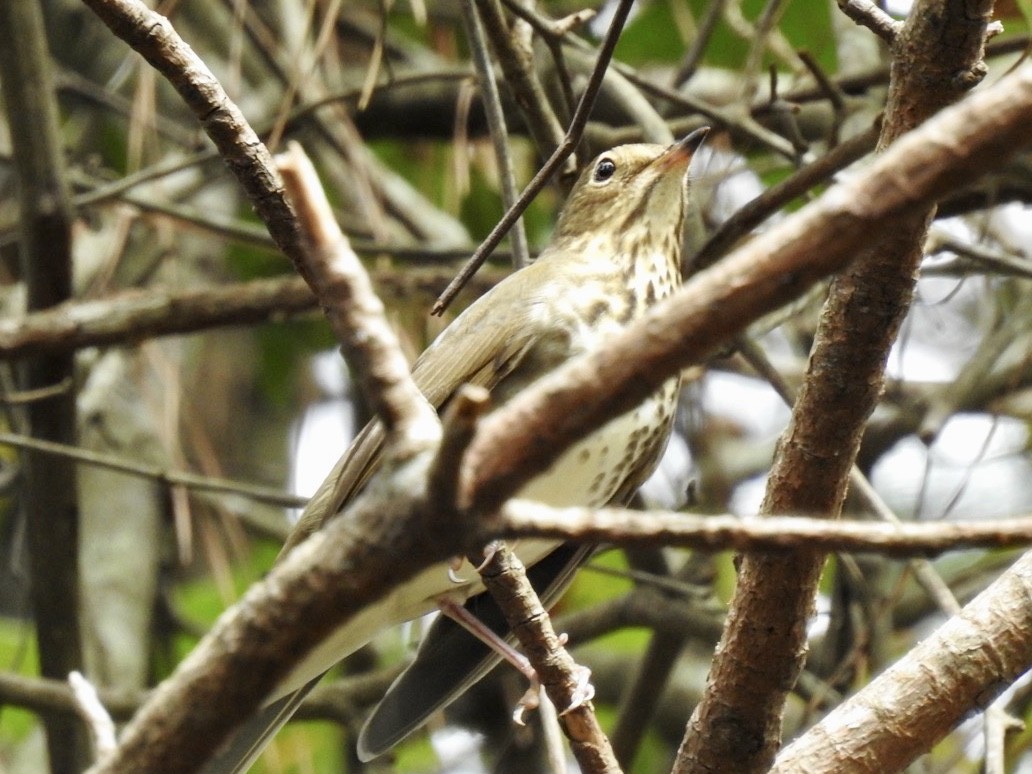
79,0 -> 312,289
86,62 -> 1032,773
679,0 -> 998,771
772,551 -> 1032,772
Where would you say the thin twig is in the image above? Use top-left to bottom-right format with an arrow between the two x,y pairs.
69,672 -> 117,758
475,0 -> 568,161
477,543 -> 621,773
499,0 -> 595,118
460,0 -> 530,268
797,50 -> 849,146
837,0 -> 902,44
431,0 -> 637,315
497,500 -> 1032,556
740,0 -> 796,104
0,431 -> 306,508
673,0 -> 727,87
690,122 -> 879,271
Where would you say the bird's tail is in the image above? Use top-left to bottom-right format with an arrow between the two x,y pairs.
201,675 -> 321,774
202,542 -> 590,771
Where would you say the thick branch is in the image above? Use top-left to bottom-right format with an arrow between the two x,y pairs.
88,60 -> 1032,774
680,1 -> 997,771
772,551 -> 1032,772
0,0 -> 84,768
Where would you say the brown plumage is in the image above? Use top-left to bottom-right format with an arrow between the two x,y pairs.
209,127 -> 709,773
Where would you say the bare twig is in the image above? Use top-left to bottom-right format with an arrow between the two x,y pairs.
673,0 -> 727,86
689,122 -> 879,272
495,502 -> 1032,556
498,0 -> 595,117
475,0 -> 567,162
0,671 -> 140,722
838,0 -> 902,44
69,672 -> 117,758
431,0 -> 637,315
740,0 -> 797,104
0,431 -> 305,508
926,230 -> 1032,280
460,0 -> 531,268
478,544 -> 621,773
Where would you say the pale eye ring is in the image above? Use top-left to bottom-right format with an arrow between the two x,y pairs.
593,158 -> 616,182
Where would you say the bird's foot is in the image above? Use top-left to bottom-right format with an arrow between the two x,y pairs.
511,660 -> 594,725
559,663 -> 596,715
446,541 -> 503,583
513,681 -> 541,726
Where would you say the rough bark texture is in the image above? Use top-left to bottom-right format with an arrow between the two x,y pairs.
677,1 -> 996,771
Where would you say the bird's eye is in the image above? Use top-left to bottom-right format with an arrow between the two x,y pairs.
593,158 -> 616,182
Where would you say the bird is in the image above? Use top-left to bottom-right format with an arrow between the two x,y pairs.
207,126 -> 710,772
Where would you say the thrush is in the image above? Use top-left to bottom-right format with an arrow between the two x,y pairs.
209,126 -> 710,772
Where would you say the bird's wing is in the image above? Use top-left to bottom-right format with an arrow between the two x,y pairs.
206,274 -> 551,773
280,270 -> 542,558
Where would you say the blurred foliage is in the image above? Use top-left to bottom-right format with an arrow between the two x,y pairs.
0,619 -> 38,744
2,0 -> 1032,771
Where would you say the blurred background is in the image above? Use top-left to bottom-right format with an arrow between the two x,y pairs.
2,0 -> 1032,771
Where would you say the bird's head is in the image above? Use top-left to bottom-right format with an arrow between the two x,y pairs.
552,127 -> 710,246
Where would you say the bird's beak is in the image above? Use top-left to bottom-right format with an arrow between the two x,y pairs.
655,126 -> 711,171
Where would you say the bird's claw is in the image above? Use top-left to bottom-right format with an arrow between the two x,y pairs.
510,661 -> 594,725
447,542 -> 503,583
447,556 -> 466,584
473,541 -> 501,572
559,665 -> 595,715
512,681 -> 542,726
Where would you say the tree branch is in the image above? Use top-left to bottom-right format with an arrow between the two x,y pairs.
495,501 -> 1032,556
464,61 -> 1032,519
0,0 -> 84,767
772,551 -> 1032,772
679,1 -> 997,770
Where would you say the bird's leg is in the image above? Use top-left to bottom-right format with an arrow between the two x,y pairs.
436,597 -> 536,681
436,596 -> 543,724
436,591 -> 595,725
